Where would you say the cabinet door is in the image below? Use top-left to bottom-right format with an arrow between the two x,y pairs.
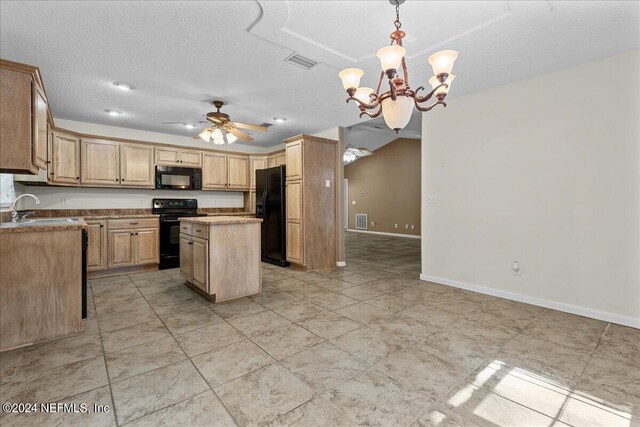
135,228 -> 159,265
191,236 -> 209,293
32,81 -> 48,170
121,144 -> 154,187
51,131 -> 80,184
285,141 -> 303,180
179,150 -> 202,167
155,147 -> 180,166
81,139 -> 120,185
108,230 -> 135,268
227,155 -> 249,190
250,156 -> 268,189
286,222 -> 303,264
86,220 -> 107,271
179,234 -> 193,280
202,153 -> 227,189
268,155 -> 277,168
275,152 -> 286,166
248,191 -> 256,214
286,180 -> 302,222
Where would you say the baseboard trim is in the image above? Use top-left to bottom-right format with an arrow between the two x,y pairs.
346,229 -> 420,239
336,261 -> 346,267
420,274 -> 640,329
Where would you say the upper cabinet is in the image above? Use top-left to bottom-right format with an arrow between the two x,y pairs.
155,147 -> 202,167
250,155 -> 269,189
50,131 -> 80,185
203,153 -> 249,191
0,60 -> 51,174
268,151 -> 286,168
285,141 -> 303,181
120,143 -> 154,187
81,139 -> 120,186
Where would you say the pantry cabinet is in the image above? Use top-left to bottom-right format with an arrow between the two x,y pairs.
50,131 -> 80,185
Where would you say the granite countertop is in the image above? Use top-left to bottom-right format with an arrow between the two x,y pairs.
205,212 -> 255,217
0,218 -> 88,234
181,216 -> 262,225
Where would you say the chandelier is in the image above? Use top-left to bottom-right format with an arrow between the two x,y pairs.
338,0 -> 458,132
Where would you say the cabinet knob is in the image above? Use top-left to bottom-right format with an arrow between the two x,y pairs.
100,224 -> 104,228
76,176 -> 80,179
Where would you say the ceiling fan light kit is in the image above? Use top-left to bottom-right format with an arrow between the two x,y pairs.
194,100 -> 267,144
339,0 -> 459,132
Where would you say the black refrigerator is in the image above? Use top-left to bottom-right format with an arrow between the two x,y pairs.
255,166 -> 289,267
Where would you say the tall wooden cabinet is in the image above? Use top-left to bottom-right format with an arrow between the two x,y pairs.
284,135 -> 337,270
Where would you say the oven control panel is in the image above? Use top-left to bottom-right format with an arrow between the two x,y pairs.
152,198 -> 198,211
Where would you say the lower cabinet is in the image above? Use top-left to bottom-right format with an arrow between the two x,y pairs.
180,233 -> 209,293
86,220 -> 107,271
105,218 -> 159,269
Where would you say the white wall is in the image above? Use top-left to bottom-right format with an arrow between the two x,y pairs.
421,50 -> 640,327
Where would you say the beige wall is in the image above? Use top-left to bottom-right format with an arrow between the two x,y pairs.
345,137 -> 421,236
422,50 -> 640,326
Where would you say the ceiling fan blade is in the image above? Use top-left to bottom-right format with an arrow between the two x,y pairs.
206,116 -> 223,124
228,127 -> 253,142
162,120 -> 208,125
233,122 -> 267,132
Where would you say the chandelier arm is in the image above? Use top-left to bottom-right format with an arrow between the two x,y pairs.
374,71 -> 385,95
414,83 -> 448,103
413,98 -> 447,112
346,96 -> 380,110
400,56 -> 409,87
359,106 -> 383,119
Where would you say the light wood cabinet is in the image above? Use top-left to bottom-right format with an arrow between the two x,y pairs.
203,153 -> 228,189
191,236 -> 209,292
81,139 -> 120,186
179,234 -> 193,279
32,81 -> 48,170
155,147 -> 202,167
108,230 -> 135,268
50,131 -> 80,184
227,154 -> 249,190
284,135 -> 337,270
250,155 -> 269,189
275,152 -> 286,166
203,153 -> 249,190
120,143 -> 154,187
106,218 -> 159,269
86,220 -> 107,271
135,228 -> 159,264
0,61 -> 51,175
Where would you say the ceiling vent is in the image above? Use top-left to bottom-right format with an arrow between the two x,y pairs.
284,53 -> 318,70
260,122 -> 273,128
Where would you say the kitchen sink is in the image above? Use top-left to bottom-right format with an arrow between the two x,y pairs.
20,218 -> 80,225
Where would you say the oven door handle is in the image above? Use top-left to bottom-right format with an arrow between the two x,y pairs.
160,218 -> 181,224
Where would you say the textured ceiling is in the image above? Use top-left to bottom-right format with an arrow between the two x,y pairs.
1,1 -> 638,148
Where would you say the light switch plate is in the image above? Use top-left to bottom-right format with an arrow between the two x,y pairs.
351,200 -> 356,205
325,180 -> 330,188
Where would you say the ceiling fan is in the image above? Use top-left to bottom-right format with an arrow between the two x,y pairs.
162,100 -> 267,144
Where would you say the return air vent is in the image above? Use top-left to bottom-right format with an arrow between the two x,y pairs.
355,214 -> 368,230
284,53 -> 318,70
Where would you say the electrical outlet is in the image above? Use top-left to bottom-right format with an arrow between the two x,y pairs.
325,180 -> 330,188
411,225 -> 414,229
512,261 -> 521,276
427,194 -> 437,204
352,200 -> 356,205
60,198 -> 68,206
405,224 -> 408,229
394,224 -> 398,228
371,221 -> 375,227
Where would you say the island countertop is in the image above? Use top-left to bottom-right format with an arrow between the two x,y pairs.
180,216 -> 262,226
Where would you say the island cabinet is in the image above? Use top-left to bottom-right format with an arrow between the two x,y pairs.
180,216 -> 262,302
284,135 -> 337,271
202,153 -> 250,191
0,59 -> 50,174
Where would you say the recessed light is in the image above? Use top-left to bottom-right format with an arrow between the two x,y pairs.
273,117 -> 287,123
104,109 -> 122,117
184,123 -> 196,129
113,82 -> 134,91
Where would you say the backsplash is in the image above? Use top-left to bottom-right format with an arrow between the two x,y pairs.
0,207 -> 248,222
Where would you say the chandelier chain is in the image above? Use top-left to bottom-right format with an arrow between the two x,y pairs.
394,1 -> 401,30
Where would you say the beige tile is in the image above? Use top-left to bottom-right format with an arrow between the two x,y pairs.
299,272 -> 332,284
98,306 -> 159,333
158,306 -> 224,334
469,299 -> 544,330
215,363 -> 314,426
0,348 -> 22,386
210,297 -> 266,319
330,327 -> 405,364
414,405 -> 489,427
582,354 -> 640,400
228,310 -> 291,337
127,390 -> 235,427
445,317 -> 518,346
101,319 -> 171,352
271,299 -> 327,322
335,301 -> 394,324
251,324 -> 324,360
369,314 -> 438,343
174,322 -> 245,357
282,343 -> 367,394
365,278 -> 408,294
320,370 -> 430,426
110,360 -> 208,424
5,356 -> 108,403
336,285 -> 383,301
250,290 -> 300,309
268,397 -> 353,426
340,273 -> 379,286
558,393 -> 635,427
268,277 -> 310,292
1,385 -> 115,427
298,312 -> 361,339
309,291 -> 359,310
105,336 -> 186,382
520,318 -> 603,352
416,330 -> 499,371
315,278 -> 358,292
367,293 -> 420,312
398,304 -> 462,327
192,339 -> 274,387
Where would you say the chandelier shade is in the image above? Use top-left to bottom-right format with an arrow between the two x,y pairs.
376,45 -> 406,72
339,68 -> 364,91
338,0 -> 458,132
381,96 -> 414,131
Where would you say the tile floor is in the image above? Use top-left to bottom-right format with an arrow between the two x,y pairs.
0,232 -> 638,426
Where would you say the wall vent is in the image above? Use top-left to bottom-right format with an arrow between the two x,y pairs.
355,214 -> 368,230
284,53 -> 318,70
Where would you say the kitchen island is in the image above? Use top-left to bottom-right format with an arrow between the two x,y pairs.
179,216 -> 262,302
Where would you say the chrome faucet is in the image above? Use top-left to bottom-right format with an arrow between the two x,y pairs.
10,194 -> 40,222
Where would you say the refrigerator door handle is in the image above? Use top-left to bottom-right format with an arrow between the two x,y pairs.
262,190 -> 268,219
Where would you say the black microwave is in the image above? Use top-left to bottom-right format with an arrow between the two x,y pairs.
155,166 -> 202,190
